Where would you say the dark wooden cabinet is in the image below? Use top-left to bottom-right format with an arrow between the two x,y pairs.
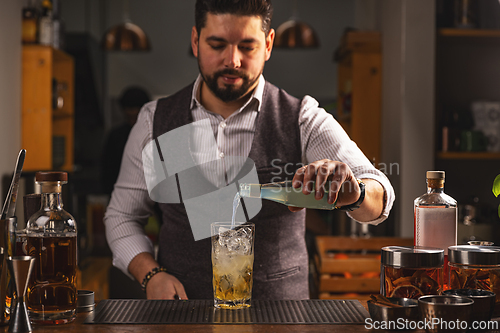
434,28 -> 500,244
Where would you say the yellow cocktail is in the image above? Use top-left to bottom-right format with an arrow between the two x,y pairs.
211,222 -> 255,309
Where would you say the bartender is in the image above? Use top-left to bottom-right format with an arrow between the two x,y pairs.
104,0 -> 394,300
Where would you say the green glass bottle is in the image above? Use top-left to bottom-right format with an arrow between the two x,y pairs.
239,180 -> 337,210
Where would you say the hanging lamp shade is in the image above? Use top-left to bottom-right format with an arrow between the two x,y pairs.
102,22 -> 151,51
274,20 -> 320,48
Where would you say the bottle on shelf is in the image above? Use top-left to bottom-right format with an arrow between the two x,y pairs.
51,0 -> 64,49
239,180 -> 337,210
441,110 -> 461,152
414,170 -> 457,289
21,0 -> 39,44
26,171 -> 77,324
38,0 -> 53,46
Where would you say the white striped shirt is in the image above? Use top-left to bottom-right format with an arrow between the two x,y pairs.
104,75 -> 395,277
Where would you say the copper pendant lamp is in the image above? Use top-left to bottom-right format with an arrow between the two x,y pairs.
274,0 -> 320,49
101,0 -> 151,51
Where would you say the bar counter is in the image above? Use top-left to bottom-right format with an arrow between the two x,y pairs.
3,301 -> 498,333
0,315 -> 372,332
1,301 -> 374,333
3,319 -> 371,332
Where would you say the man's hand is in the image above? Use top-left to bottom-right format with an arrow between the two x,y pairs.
289,159 -> 384,222
290,159 -> 360,211
128,252 -> 188,300
146,271 -> 188,300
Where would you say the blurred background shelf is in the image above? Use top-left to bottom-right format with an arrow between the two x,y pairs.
439,28 -> 500,37
437,152 -> 500,159
434,9 -> 500,245
335,30 -> 381,166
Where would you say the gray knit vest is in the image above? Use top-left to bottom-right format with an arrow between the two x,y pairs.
152,81 -> 309,300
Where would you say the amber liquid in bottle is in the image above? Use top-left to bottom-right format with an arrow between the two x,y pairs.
26,172 -> 77,324
26,235 -> 77,314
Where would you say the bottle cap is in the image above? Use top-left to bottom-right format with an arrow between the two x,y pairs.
426,171 -> 445,180
35,171 -> 68,182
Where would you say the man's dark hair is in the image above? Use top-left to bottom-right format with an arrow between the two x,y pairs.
118,86 -> 151,109
195,0 -> 273,37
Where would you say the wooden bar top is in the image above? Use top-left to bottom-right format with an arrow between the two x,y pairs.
2,302 -> 498,332
0,314 -> 372,332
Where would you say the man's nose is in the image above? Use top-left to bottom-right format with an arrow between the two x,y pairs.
224,46 -> 241,68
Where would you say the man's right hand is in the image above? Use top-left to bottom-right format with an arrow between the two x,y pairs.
128,251 -> 188,300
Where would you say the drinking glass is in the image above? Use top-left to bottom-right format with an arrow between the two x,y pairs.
211,222 -> 255,309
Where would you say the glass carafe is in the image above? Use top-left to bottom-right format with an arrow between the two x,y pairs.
26,171 -> 77,324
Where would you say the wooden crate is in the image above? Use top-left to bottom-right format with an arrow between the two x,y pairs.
314,236 -> 413,300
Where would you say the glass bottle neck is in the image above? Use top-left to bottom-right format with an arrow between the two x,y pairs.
41,185 -> 64,210
427,179 -> 444,194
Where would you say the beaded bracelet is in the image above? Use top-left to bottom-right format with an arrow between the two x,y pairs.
141,266 -> 168,292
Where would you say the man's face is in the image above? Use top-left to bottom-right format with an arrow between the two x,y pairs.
192,13 -> 274,103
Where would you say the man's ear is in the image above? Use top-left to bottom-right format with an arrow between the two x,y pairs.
191,26 -> 199,58
265,28 -> 275,61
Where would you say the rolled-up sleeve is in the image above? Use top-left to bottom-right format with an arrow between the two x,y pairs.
299,95 -> 395,225
104,101 -> 158,279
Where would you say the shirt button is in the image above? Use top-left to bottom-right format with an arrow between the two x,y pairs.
219,152 -> 225,158
220,122 -> 226,129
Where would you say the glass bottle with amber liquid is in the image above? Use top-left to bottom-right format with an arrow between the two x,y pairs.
26,172 -> 77,324
414,171 -> 457,290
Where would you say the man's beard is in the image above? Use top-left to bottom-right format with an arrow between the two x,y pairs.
199,66 -> 261,102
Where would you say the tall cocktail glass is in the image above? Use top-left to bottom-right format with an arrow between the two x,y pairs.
211,222 -> 254,309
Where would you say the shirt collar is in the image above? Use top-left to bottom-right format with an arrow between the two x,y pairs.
190,74 -> 265,112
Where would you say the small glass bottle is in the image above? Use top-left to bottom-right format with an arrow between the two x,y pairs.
38,0 -> 53,46
239,180 -> 337,210
22,3 -> 38,44
26,172 -> 77,324
414,171 -> 457,289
